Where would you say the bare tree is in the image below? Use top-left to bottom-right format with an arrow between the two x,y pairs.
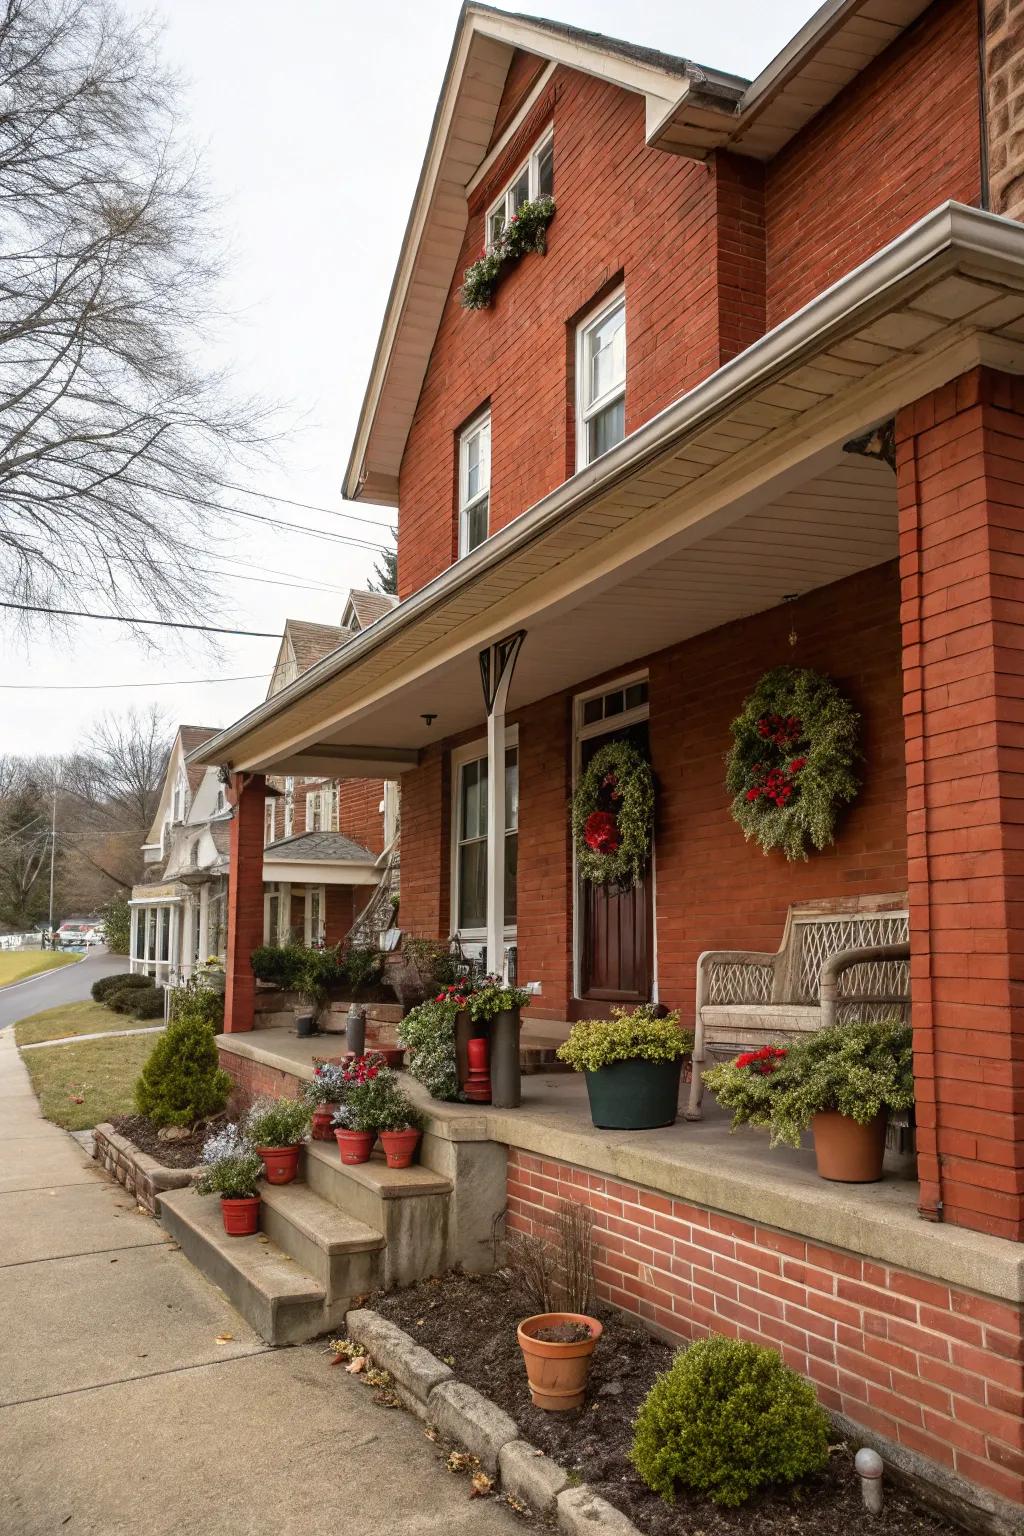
0,0 -> 269,631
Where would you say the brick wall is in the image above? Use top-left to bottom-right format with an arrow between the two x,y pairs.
340,778 -> 385,854
218,1047 -> 303,1115
507,1149 -> 1024,1511
397,745 -> 450,938
764,0 -> 980,328
897,367 -> 1024,1242
985,0 -> 1024,218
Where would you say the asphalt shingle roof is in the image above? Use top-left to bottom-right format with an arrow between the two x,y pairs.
178,725 -> 219,794
263,830 -> 376,864
347,590 -> 398,629
286,620 -> 350,673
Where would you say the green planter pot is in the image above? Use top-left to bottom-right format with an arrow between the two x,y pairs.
583,1056 -> 683,1130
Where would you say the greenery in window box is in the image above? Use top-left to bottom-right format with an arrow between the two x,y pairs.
466,974 -> 530,1022
631,1335 -> 828,1507
556,1005 -> 693,1074
243,1096 -> 310,1148
194,1126 -> 263,1200
398,994 -> 461,1102
459,195 -> 556,310
702,1017 -> 914,1149
341,1064 -> 425,1133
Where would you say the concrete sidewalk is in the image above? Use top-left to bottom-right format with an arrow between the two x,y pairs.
0,1027 -> 519,1535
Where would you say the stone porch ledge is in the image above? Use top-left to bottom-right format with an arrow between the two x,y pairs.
217,1032 -> 1024,1304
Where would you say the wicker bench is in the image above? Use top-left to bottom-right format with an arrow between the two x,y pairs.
685,894 -> 910,1121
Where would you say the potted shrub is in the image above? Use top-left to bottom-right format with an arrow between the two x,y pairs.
332,1052 -> 389,1165
468,975 -> 531,1109
398,990 -> 463,1103
702,1018 -> 913,1183
195,1126 -> 264,1235
556,1006 -> 694,1130
291,943 -> 343,1035
303,1059 -> 349,1141
374,1079 -> 427,1169
243,1096 -> 311,1184
510,1199 -> 602,1411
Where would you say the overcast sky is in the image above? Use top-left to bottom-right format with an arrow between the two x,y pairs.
1,0 -> 819,757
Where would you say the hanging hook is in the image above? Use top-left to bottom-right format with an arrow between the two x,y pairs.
783,594 -> 799,650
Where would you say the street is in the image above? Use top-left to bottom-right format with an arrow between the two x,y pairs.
0,948 -> 125,1032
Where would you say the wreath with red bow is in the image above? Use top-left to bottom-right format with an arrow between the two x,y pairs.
571,739 -> 654,887
725,666 -> 861,861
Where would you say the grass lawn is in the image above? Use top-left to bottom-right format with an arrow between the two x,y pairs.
19,1033 -> 156,1131
13,999 -> 151,1048
0,951 -> 80,986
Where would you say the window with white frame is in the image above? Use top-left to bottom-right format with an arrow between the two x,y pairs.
284,777 -> 294,837
459,412 -> 490,557
326,782 -> 339,832
304,885 -> 326,946
452,736 -> 518,935
306,789 -> 323,832
486,130 -> 553,248
576,290 -> 626,468
264,797 -> 276,846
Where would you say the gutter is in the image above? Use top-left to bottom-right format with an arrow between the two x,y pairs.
192,201 -> 1024,770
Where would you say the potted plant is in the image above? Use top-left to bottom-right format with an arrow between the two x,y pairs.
332,1052 -> 389,1165
517,1313 -> 604,1411
398,989 -> 463,1103
702,1018 -> 914,1183
243,1096 -> 311,1184
468,975 -> 531,1109
292,943 -> 343,1036
556,1005 -> 694,1130
195,1126 -> 264,1235
385,936 -> 459,1010
374,1079 -> 427,1169
303,1059 -> 349,1141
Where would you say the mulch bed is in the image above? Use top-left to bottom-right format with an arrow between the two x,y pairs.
108,1113 -> 225,1169
373,1271 -> 965,1536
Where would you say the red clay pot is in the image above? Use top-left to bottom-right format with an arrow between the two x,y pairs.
255,1144 -> 301,1185
517,1313 -> 603,1411
380,1127 -> 421,1169
812,1110 -> 887,1183
221,1195 -> 260,1236
311,1104 -> 339,1142
335,1128 -> 375,1165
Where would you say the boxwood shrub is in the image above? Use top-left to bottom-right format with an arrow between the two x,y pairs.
91,972 -> 153,1003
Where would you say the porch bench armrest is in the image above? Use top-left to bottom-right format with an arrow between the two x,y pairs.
818,941 -> 911,1028
695,949 -> 777,1026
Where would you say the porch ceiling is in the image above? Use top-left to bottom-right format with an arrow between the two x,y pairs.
191,203 -> 1024,777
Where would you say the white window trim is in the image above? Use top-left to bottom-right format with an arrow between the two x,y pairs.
283,777 -> 294,838
449,726 -> 519,944
573,669 -> 650,747
458,410 -> 491,558
303,884 -> 327,946
485,128 -> 553,249
305,788 -> 323,833
264,797 -> 275,847
575,287 -> 626,471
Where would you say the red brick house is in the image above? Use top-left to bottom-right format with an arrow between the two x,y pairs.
189,3 -> 1024,1522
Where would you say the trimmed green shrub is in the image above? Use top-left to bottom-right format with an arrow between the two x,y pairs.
91,972 -> 153,1003
133,1010 -> 232,1128
631,1336 -> 828,1507
250,944 -> 301,987
107,984 -> 157,1015
169,979 -> 224,1032
127,986 -> 166,1020
557,1005 -> 694,1074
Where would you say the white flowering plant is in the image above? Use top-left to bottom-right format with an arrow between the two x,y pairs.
195,1123 -> 263,1199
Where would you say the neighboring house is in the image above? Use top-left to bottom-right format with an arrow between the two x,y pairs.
187,4 -> 1024,1518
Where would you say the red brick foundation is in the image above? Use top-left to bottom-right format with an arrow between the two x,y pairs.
507,1149 -> 1024,1510
218,1047 -> 303,1114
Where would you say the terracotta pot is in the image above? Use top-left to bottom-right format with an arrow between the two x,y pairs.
335,1128 -> 375,1165
221,1195 -> 260,1236
517,1312 -> 603,1411
311,1103 -> 339,1142
380,1127 -> 421,1169
255,1144 -> 301,1184
812,1110 -> 887,1182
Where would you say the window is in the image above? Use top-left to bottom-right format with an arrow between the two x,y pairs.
486,130 -> 554,247
452,739 -> 518,934
576,291 -> 626,468
215,787 -> 225,814
306,790 -> 323,832
284,777 -> 294,837
459,412 -> 490,557
304,885 -> 326,946
581,678 -> 648,727
264,797 -> 276,846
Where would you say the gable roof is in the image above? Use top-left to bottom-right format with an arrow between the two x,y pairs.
264,829 -> 375,864
342,0 -> 933,508
179,726 -> 218,793
288,620 -> 350,672
344,590 -> 399,630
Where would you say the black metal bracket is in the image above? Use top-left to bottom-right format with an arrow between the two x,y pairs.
843,419 -> 896,472
479,629 -> 526,716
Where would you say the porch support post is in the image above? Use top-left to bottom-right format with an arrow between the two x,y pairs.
129,905 -> 138,974
182,899 -> 194,981
896,367 -> 1024,1242
480,632 -> 525,978
224,771 -> 266,1033
197,883 -> 209,963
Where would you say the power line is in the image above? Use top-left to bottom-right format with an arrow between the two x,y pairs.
212,478 -> 397,532
116,477 -> 393,552
0,673 -> 272,691
0,602 -> 280,638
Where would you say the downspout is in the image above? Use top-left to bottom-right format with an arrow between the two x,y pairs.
977,0 -> 991,212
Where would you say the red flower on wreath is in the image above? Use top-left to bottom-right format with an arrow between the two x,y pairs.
735,1045 -> 787,1075
757,713 -> 802,747
584,810 -> 619,854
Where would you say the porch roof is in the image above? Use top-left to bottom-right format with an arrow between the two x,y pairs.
262,830 -> 379,887
191,202 -> 1024,779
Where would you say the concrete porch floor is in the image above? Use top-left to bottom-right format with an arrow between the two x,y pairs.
218,1029 -> 1024,1303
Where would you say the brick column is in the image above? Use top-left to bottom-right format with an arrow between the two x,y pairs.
897,367 -> 1024,1241
224,771 -> 266,1034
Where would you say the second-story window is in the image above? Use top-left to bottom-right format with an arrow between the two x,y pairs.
284,777 -> 294,837
576,291 -> 626,469
487,130 -> 554,247
459,411 -> 490,557
264,797 -> 275,846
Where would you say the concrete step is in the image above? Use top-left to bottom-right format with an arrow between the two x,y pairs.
259,1182 -> 385,1306
302,1141 -> 453,1286
158,1186 -> 327,1346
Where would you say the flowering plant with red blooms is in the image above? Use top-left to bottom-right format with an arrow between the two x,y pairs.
726,667 -> 861,860
584,809 -> 620,854
434,978 -> 473,1008
735,1045 -> 788,1075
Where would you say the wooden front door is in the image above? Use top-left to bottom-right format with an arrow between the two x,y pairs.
577,718 -> 653,1012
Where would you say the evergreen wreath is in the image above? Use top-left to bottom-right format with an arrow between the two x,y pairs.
725,666 -> 861,861
572,739 -> 654,887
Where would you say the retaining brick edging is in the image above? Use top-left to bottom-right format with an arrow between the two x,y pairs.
93,1122 -> 200,1215
345,1307 -> 639,1532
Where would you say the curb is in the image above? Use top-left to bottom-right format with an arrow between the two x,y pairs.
345,1306 -> 642,1530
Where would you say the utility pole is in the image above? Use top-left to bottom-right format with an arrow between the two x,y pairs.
47,784 -> 57,947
